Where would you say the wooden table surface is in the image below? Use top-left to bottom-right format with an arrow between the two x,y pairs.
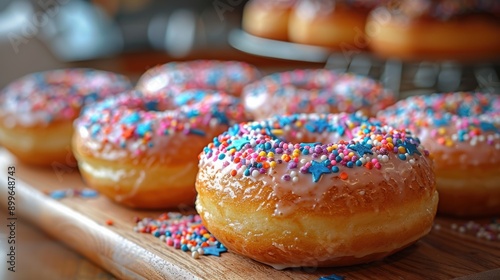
0,209 -> 116,280
0,148 -> 499,280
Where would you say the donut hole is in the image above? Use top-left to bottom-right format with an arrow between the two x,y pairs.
269,115 -> 370,147
418,93 -> 497,119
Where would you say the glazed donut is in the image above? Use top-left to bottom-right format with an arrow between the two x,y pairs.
195,113 -> 438,268
0,69 -> 131,166
366,0 -> 500,61
242,0 -> 296,41
242,69 -> 395,120
136,60 -> 261,97
378,92 -> 500,217
73,90 -> 248,209
288,0 -> 376,49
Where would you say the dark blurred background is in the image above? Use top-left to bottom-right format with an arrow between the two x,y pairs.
0,0 -> 299,88
0,0 -> 499,96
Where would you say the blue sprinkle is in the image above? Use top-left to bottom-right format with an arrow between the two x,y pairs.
80,189 -> 98,198
136,122 -> 152,137
244,169 -> 250,176
228,124 -> 240,136
50,190 -> 66,200
331,166 -> 339,173
90,114 -> 100,122
480,121 -> 497,132
348,143 -> 373,157
264,142 -> 272,150
212,111 -> 229,125
305,123 -> 316,133
346,161 -> 354,168
311,119 -> 330,133
145,100 -> 159,111
121,112 -> 140,124
203,246 -> 227,256
308,160 -> 333,183
337,126 -> 345,136
218,154 -> 226,160
83,92 -> 98,104
174,91 -> 207,106
207,71 -> 223,86
189,129 -> 206,136
356,160 -> 363,166
186,109 -> 200,118
91,125 -> 100,136
433,118 -> 449,127
181,244 -> 189,252
398,154 -> 407,160
300,142 -> 320,148
226,137 -> 249,151
458,130 -> 466,142
402,140 -> 421,155
319,273 -> 345,280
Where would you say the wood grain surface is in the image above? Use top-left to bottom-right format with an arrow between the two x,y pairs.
0,149 -> 499,280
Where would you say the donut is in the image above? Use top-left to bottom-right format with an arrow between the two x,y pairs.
378,92 -> 500,217
72,90 -> 248,209
136,60 -> 261,97
242,69 -> 395,120
195,113 -> 438,268
288,0 -> 376,49
366,0 -> 500,61
0,69 -> 131,166
242,0 -> 297,41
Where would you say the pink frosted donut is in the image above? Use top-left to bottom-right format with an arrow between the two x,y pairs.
242,69 -> 395,120
73,89 -> 249,209
0,68 -> 131,166
136,60 -> 261,97
196,113 -> 437,268
378,92 -> 500,217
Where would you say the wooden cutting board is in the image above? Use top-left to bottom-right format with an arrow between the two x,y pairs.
0,149 -> 499,280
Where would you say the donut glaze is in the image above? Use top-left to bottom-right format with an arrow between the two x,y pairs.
136,60 -> 261,97
378,92 -> 500,217
366,0 -> 500,61
288,0 -> 376,49
242,0 -> 297,41
196,113 -> 437,268
242,69 -> 395,120
73,90 -> 249,209
0,69 -> 132,166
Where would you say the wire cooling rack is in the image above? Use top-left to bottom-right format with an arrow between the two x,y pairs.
229,29 -> 500,99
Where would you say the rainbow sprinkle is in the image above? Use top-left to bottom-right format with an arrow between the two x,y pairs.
242,69 -> 395,119
378,92 -> 500,151
134,213 -> 227,258
74,90 -> 248,158
0,69 -> 131,126
434,219 -> 500,241
136,60 -> 261,96
199,113 -> 429,185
